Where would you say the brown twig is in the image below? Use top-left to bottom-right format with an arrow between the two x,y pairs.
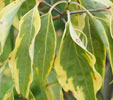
42,0 -> 63,16
70,6 -> 111,15
40,0 -> 111,20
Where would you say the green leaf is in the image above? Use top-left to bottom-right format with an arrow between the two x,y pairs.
101,20 -> 113,74
17,0 -> 37,19
28,91 -> 36,100
8,5 -> 41,98
3,86 -> 14,100
0,26 -> 14,67
31,69 -> 54,100
0,0 -> 25,55
79,0 -> 111,18
90,17 -> 113,74
48,70 -> 63,100
0,0 -> 14,10
0,64 -> 13,100
33,12 -> 56,84
55,12 -> 102,100
36,86 -> 54,100
84,16 -> 106,80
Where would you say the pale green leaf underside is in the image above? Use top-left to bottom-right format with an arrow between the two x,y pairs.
33,12 -> 56,84
0,0 -> 25,56
8,5 -> 41,98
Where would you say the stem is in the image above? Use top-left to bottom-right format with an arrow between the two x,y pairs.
53,15 -> 60,20
40,1 -> 111,20
70,6 -> 111,15
76,0 -> 80,9
42,0 -> 63,16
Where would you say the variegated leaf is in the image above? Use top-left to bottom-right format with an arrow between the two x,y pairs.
84,16 -> 106,80
0,0 -> 25,55
33,12 -> 56,84
17,0 -> 38,19
55,12 -> 102,100
8,5 -> 41,98
79,0 -> 113,73
90,17 -> 113,74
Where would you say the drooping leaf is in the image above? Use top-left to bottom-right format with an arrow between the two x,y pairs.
55,12 -> 102,100
0,0 -> 25,56
79,0 -> 113,38
3,86 -> 14,100
84,16 -> 106,80
8,5 -> 41,98
48,70 -> 63,100
33,12 -> 56,84
89,17 -> 113,74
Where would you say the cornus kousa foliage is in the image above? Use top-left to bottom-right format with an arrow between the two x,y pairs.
0,0 -> 113,100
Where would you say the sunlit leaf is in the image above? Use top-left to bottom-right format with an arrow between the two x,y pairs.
33,12 -> 56,84
8,5 -> 41,98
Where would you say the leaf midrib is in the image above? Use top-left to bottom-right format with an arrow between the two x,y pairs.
41,14 -> 50,82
